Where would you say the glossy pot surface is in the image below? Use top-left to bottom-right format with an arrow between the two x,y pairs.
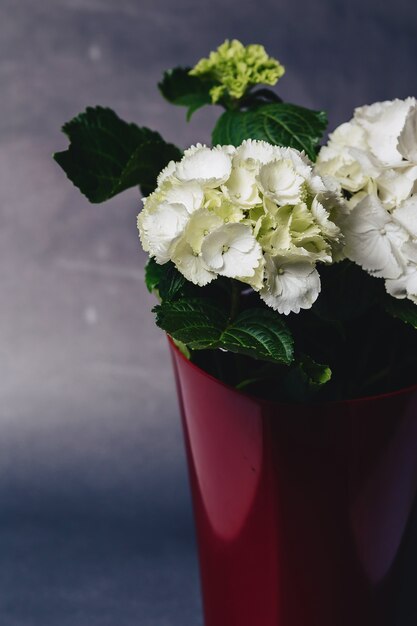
169,339 -> 417,626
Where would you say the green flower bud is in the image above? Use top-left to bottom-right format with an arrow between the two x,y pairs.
190,39 -> 285,103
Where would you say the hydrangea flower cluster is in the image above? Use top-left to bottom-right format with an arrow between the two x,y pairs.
316,98 -> 417,304
138,140 -> 341,314
189,39 -> 285,104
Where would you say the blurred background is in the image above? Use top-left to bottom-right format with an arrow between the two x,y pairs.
1,0 -> 417,624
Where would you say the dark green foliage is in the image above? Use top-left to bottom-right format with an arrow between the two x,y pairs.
54,107 -> 181,201
212,103 -> 328,160
154,297 -> 294,364
158,67 -> 214,120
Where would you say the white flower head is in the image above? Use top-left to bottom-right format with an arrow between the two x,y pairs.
138,139 -> 342,314
260,254 -> 321,314
201,223 -> 262,278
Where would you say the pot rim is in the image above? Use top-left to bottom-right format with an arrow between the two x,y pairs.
168,335 -> 417,409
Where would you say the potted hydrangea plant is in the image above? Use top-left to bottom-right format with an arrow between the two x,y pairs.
55,40 -> 417,626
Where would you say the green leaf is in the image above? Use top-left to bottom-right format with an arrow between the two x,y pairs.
54,106 -> 182,202
172,338 -> 191,360
384,297 -> 417,328
145,259 -> 186,300
154,298 -> 294,364
158,67 -> 213,120
154,298 -> 228,348
298,354 -> 332,386
158,263 -> 186,301
221,308 -> 294,364
145,258 -> 164,294
283,354 -> 332,402
212,103 -> 328,160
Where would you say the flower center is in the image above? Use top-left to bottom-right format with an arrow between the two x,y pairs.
203,229 -> 209,236
278,268 -> 285,275
380,227 -> 387,236
222,245 -> 230,254
224,217 -> 230,223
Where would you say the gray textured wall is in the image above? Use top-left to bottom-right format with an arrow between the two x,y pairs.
1,1 -> 417,624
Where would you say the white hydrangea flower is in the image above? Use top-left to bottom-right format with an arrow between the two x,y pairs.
398,104 -> 417,162
175,144 -> 232,188
238,257 -> 266,291
260,254 -> 321,314
163,181 -> 204,214
157,160 -> 177,186
315,122 -> 370,193
354,98 -> 416,166
393,196 -> 417,237
311,197 -> 341,241
375,169 -> 416,211
234,139 -> 275,165
316,98 -> 417,306
257,159 -> 305,205
201,223 -> 262,278
317,98 -> 417,205
184,208 -> 223,252
272,145 -> 313,180
222,161 -> 261,207
172,238 -> 216,286
137,140 -> 341,313
138,201 -> 189,264
385,262 -> 417,304
342,195 -> 408,279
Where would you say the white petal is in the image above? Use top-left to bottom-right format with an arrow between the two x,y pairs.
238,257 -> 266,291
184,208 -> 223,252
385,263 -> 417,304
201,223 -> 261,278
222,164 -> 261,207
157,160 -> 177,186
164,181 -> 204,214
342,195 -> 408,279
258,159 -> 304,205
176,145 -> 232,188
376,170 -> 414,210
354,98 -> 416,165
260,254 -> 321,314
397,105 -> 417,162
393,196 -> 417,238
172,238 -> 216,286
138,202 -> 189,264
271,146 -> 313,178
234,139 -> 275,165
311,197 -> 341,240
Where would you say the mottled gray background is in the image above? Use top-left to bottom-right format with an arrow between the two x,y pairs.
1,0 -> 417,624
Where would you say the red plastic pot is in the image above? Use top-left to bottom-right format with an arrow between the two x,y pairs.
169,338 -> 417,626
